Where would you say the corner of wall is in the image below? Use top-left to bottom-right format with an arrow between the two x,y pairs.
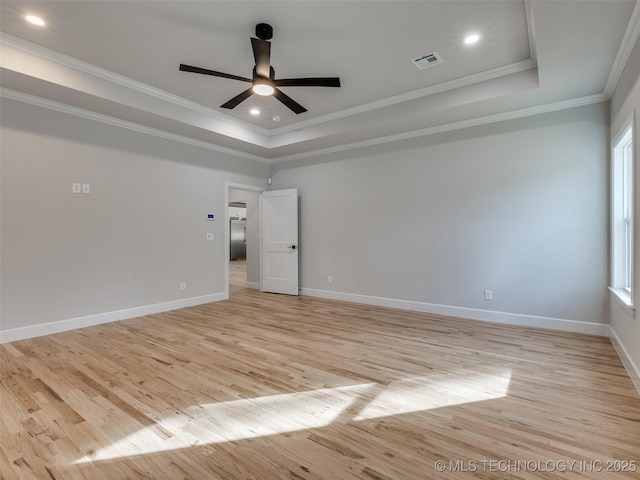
609,325 -> 640,394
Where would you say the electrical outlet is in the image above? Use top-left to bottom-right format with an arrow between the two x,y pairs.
206,233 -> 214,241
72,183 -> 82,193
484,289 -> 493,301
82,183 -> 91,194
327,276 -> 333,284
180,282 -> 187,291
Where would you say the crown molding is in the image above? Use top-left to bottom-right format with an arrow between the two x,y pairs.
271,93 -> 608,164
269,59 -> 537,137
524,0 -> 538,64
604,0 -> 640,98
1,13 -> 615,168
0,88 -> 270,164
2,87 -> 607,166
0,32 -> 271,137
270,0 -> 540,137
0,31 -> 537,141
1,0 -> 629,165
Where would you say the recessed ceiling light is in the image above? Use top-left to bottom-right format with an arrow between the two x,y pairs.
249,108 -> 260,115
463,34 -> 480,45
25,15 -> 46,27
272,115 -> 282,122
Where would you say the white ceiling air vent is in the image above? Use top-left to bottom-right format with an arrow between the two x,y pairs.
412,51 -> 443,70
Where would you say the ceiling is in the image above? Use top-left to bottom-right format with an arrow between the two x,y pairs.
1,1 -> 639,163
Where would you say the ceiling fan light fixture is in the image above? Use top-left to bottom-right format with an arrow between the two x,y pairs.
252,82 -> 275,96
179,23 -> 340,113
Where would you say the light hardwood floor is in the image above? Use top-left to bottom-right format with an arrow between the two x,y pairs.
229,259 -> 247,288
2,284 -> 640,479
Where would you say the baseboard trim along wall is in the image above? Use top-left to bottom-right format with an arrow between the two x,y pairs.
4,286 -> 636,394
245,282 -> 260,290
608,326 -> 640,395
301,288 -> 610,336
0,293 -> 227,344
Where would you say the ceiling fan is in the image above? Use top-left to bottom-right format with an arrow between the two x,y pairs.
179,23 -> 341,114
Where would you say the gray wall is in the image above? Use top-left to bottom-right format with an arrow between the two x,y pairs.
0,91 -> 616,342
610,33 -> 640,381
229,188 -> 260,287
271,102 -> 609,325
1,98 -> 268,332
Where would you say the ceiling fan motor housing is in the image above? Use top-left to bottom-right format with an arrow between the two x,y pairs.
252,66 -> 276,81
256,23 -> 273,41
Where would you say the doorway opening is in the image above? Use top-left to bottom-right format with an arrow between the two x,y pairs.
226,183 -> 263,298
229,200 -> 247,289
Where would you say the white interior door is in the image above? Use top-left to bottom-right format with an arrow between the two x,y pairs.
261,189 -> 299,295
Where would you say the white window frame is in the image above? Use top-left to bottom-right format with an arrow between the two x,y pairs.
610,116 -> 635,313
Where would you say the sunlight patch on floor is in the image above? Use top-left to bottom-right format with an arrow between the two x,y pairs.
74,383 -> 374,464
354,371 -> 512,420
74,370 -> 511,464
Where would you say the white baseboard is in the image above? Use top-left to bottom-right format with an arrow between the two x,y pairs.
608,326 -> 640,395
5,286 -> 634,393
301,288 -> 610,336
245,282 -> 260,290
0,293 -> 227,344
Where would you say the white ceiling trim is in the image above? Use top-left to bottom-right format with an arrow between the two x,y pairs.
604,0 -> 640,97
269,59 -> 537,136
525,0 -> 538,64
0,88 -> 270,164
0,87 -> 608,166
0,32 -> 270,137
1,37 -> 271,148
271,93 -> 608,164
1,31 -> 536,141
0,1 -> 635,166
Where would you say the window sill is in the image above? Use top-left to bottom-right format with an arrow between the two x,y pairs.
609,287 -> 636,317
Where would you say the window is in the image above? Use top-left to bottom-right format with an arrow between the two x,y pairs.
611,119 -> 634,308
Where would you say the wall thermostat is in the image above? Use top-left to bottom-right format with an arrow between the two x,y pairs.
207,214 -> 215,220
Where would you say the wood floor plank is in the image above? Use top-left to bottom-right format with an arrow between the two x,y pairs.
2,283 -> 640,479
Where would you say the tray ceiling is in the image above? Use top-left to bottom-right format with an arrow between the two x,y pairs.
1,1 -> 638,162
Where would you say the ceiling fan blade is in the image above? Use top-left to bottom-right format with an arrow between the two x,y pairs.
274,77 -> 341,88
273,88 -> 307,114
179,64 -> 252,83
220,88 -> 254,109
251,37 -> 271,78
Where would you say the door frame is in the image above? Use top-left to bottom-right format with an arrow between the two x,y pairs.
224,182 -> 265,299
